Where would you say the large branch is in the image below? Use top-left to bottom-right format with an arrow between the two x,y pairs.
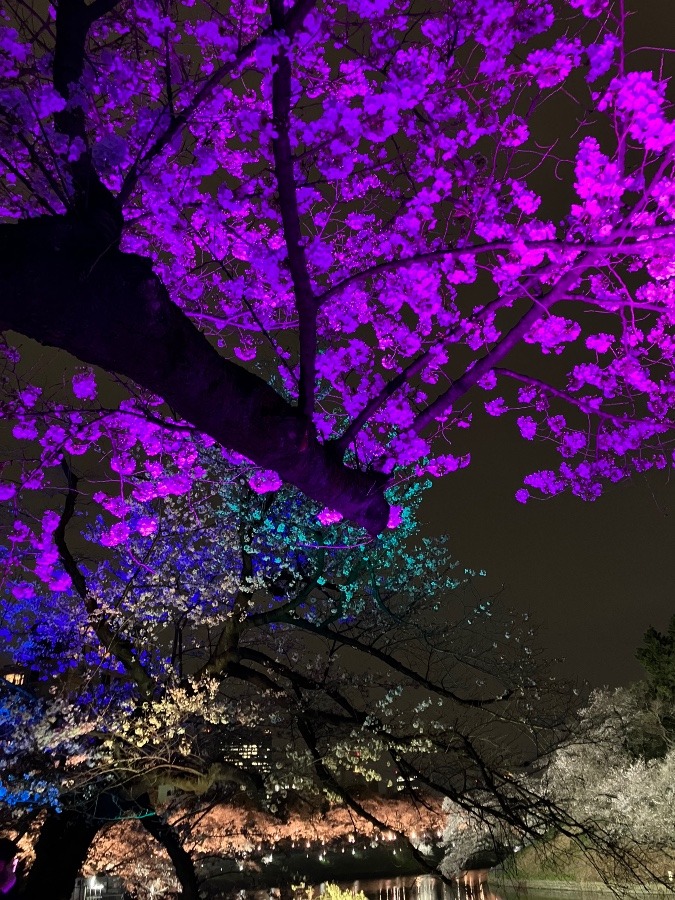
53,462 -> 155,697
412,257 -> 596,435
0,217 -> 389,534
53,0 -> 124,240
271,3 -> 318,419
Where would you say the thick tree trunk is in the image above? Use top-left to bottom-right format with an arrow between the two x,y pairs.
18,809 -> 100,900
0,216 -> 389,535
139,812 -> 200,900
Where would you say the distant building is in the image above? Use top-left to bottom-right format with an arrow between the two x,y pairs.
0,664 -> 50,697
71,875 -> 124,900
0,666 -> 28,687
203,727 -> 273,775
224,740 -> 271,773
155,731 -> 272,803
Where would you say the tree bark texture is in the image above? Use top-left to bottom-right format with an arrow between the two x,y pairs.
140,812 -> 200,900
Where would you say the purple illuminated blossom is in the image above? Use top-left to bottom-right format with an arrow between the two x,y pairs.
524,316 -> 582,355
586,34 -> 620,81
136,516 -> 158,536
233,344 -> 257,362
568,0 -> 608,17
0,0 -> 672,555
600,73 -> 675,152
517,417 -> 537,440
101,522 -> 132,547
48,572 -> 73,592
478,371 -> 498,391
485,399 -> 508,417
10,582 -> 35,600
12,421 -> 38,440
585,334 -> 614,354
424,454 -> 470,477
524,39 -> 583,88
71,372 -> 97,401
316,508 -> 343,525
248,469 -> 283,494
386,506 -> 403,529
0,26 -> 28,76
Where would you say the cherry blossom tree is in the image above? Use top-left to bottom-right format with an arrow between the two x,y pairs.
0,465 -> 573,900
1,0 -> 675,574
530,620 -> 675,886
3,1 -> 675,892
440,678 -> 675,888
544,684 -> 675,882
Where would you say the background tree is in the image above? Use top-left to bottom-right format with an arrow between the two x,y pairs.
636,614 -> 675,706
1,0 -> 675,554
440,678 -> 675,888
539,619 -> 675,884
544,685 -> 675,877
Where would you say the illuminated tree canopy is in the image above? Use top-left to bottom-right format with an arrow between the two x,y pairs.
1,0 -> 675,568
545,669 -> 675,881
1,475 -> 573,900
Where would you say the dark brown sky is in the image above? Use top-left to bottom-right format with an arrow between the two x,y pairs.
423,406 -> 675,688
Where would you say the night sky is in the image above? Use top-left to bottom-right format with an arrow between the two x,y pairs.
424,407 -> 675,689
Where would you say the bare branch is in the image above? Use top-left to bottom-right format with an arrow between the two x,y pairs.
412,257 -> 596,435
277,612 -> 512,708
495,368 -> 668,429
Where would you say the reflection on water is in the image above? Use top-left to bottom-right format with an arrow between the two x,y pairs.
340,874 -> 500,900
311,875 -> 619,900
225,873 -> 618,900
226,873 -> 500,900
330,878 -> 617,900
